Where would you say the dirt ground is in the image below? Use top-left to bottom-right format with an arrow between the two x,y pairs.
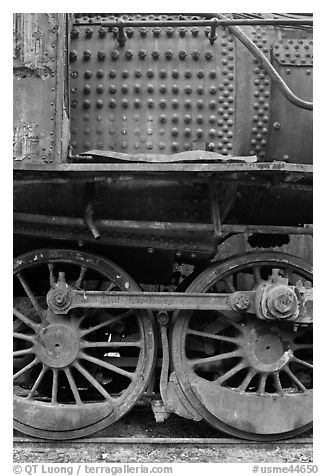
13,407 -> 313,464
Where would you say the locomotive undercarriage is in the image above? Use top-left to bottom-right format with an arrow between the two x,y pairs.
13,165 -> 313,441
13,13 -> 313,441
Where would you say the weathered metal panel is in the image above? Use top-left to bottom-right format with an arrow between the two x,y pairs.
13,13 -> 69,164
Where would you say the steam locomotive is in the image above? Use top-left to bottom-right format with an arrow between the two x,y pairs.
13,13 -> 313,440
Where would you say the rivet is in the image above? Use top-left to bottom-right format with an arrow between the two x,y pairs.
197,115 -> 204,124
159,142 -> 165,150
109,85 -> 117,94
185,100 -> 192,109
134,84 -> 141,93
111,50 -> 119,60
152,50 -> 159,60
96,84 -> 103,94
147,69 -> 154,78
172,99 -> 179,108
71,100 -> 78,108
165,50 -> 173,60
172,85 -> 179,94
139,27 -> 148,38
83,50 -> 91,60
228,107 -> 234,114
172,70 -> 179,79
85,27 -> 93,38
209,129 -> 216,137
71,28 -> 79,40
160,85 -> 167,94
273,121 -> 281,131
122,70 -> 129,78
197,100 -> 204,109
178,27 -> 187,37
197,70 -> 205,78
179,50 -> 187,60
138,50 -> 146,59
172,114 -> 178,123
69,50 -> 77,61
96,100 -> 103,109
99,26 -> 106,38
83,100 -> 91,109
160,70 -> 167,79
306,69 -> 311,75
121,99 -> 128,108
97,50 -> 105,61
172,142 -> 179,151
191,27 -> 199,37
147,84 -> 154,93
209,71 -> 217,78
109,70 -> 116,78
126,27 -> 134,38
159,99 -> 166,109
153,27 -> 161,37
191,50 -> 200,60
121,84 -> 128,93
209,101 -> 217,109
83,84 -> 91,94
171,128 -> 178,136
166,27 -> 174,38
184,128 -> 191,137
185,70 -> 192,78
196,129 -> 203,137
125,50 -> 133,60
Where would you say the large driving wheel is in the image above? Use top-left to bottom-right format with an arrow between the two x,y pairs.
172,252 -> 312,440
13,249 -> 156,439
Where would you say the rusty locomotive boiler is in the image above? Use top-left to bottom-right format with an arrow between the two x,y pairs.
13,13 -> 313,440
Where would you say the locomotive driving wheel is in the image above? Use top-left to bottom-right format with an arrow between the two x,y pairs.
172,252 -> 312,440
13,249 -> 155,439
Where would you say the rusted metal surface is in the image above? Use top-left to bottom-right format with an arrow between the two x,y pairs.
13,14 -> 69,164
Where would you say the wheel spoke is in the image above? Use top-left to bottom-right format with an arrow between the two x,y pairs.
81,309 -> 134,337
81,340 -> 141,349
13,332 -> 35,343
13,357 -> 38,380
292,356 -> 313,369
258,373 -> 267,393
222,276 -> 236,293
187,328 -> 240,345
283,366 -> 307,392
73,361 -> 114,401
13,308 -> 39,333
238,368 -> 257,391
75,266 -> 87,289
252,266 -> 262,285
48,263 -> 55,286
51,369 -> 59,404
13,348 -> 34,357
273,372 -> 283,393
27,365 -> 47,399
64,367 -> 82,404
16,273 -> 45,321
79,351 -> 134,380
216,361 -> 247,384
189,350 -> 243,367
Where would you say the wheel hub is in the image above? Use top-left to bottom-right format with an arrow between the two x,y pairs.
36,323 -> 80,368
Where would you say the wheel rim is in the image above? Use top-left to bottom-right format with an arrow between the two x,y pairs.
13,249 -> 155,439
172,252 -> 313,440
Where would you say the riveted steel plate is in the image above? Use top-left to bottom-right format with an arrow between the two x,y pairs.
69,14 -> 235,156
273,38 -> 313,66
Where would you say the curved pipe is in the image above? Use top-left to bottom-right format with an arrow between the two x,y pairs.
215,13 -> 313,111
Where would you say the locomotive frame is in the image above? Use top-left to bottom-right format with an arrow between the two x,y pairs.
13,13 -> 313,441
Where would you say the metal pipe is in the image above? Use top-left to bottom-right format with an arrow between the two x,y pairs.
73,19 -> 313,27
84,202 -> 101,240
214,13 -> 313,111
14,212 -> 313,235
